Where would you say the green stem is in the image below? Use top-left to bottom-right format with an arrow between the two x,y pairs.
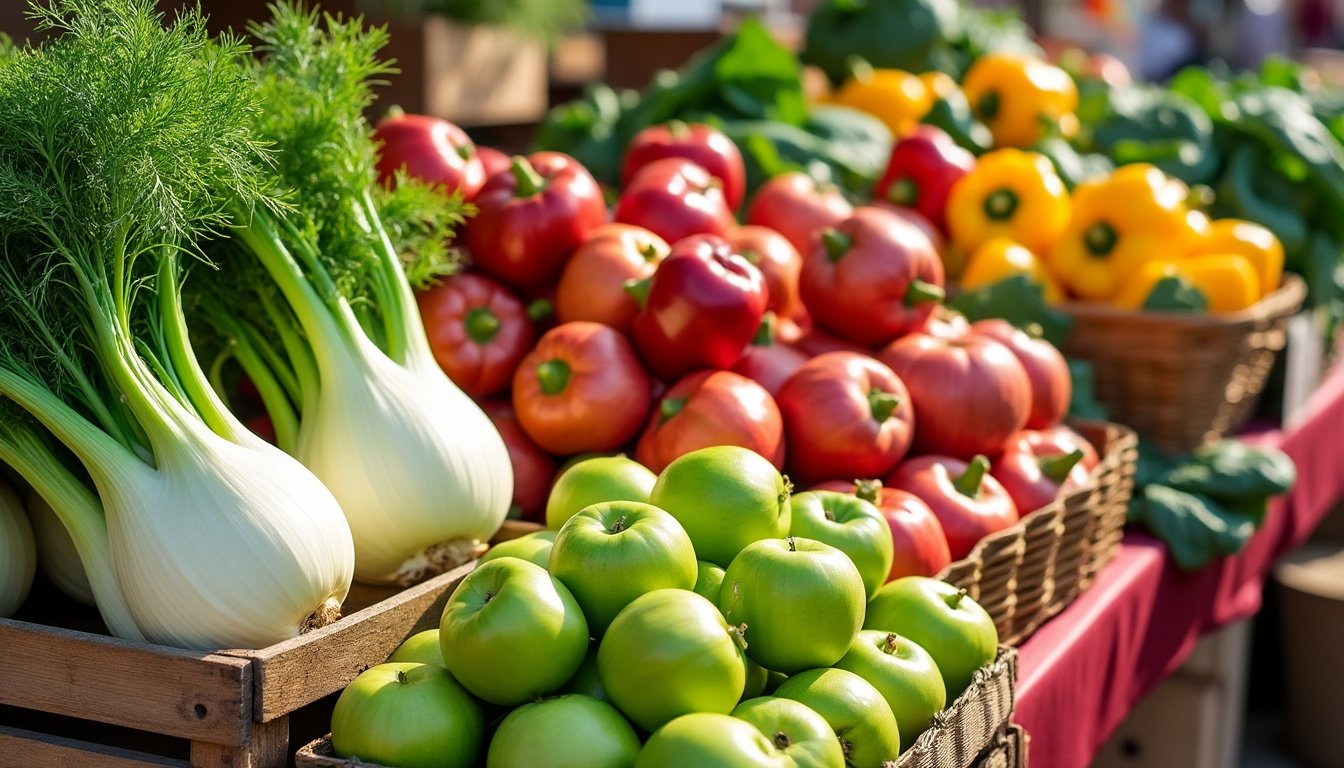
868,390 -> 900,423
953,456 -> 991,498
465,307 -> 502,344
511,156 -> 547,198
353,194 -> 409,364
226,330 -> 300,453
854,479 -> 882,505
976,91 -> 1001,121
1040,449 -> 1085,485
1084,222 -> 1118,257
821,229 -> 852,263
526,299 -> 555,323
156,254 -> 241,442
623,277 -> 652,309
983,189 -> 1019,221
258,292 -> 319,412
888,177 -> 918,207
751,312 -> 777,346
905,279 -> 946,307
666,119 -> 691,137
536,360 -> 571,395
660,397 -> 686,422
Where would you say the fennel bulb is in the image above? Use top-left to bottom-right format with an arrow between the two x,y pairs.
0,482 -> 35,618
28,494 -> 94,606
0,0 -> 355,649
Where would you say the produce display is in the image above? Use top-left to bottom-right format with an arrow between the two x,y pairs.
330,446 -> 1002,767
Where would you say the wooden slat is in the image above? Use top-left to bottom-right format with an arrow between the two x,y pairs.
189,718 -> 289,768
0,620 -> 252,745
0,724 -> 188,768
219,563 -> 475,721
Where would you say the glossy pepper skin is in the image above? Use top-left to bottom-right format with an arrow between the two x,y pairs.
829,61 -> 935,136
886,455 -> 1019,561
629,235 -> 769,381
961,53 -> 1079,149
614,158 -> 736,245
946,149 -> 1070,256
635,369 -> 786,473
799,206 -> 945,347
416,274 -> 535,399
990,434 -> 1089,515
1188,219 -> 1284,297
372,113 -> 486,199
1181,255 -> 1261,312
1047,164 -> 1199,301
621,121 -> 747,210
466,152 -> 607,290
555,224 -> 669,334
745,172 -> 854,256
874,125 -> 975,235
959,237 -> 1064,303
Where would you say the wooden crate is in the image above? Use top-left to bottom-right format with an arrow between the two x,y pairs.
0,521 -> 537,768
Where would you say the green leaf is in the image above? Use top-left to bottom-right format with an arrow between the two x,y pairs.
1142,276 -> 1208,312
1161,440 -> 1297,500
1136,484 -> 1258,570
1066,358 -> 1108,421
947,275 -> 1073,347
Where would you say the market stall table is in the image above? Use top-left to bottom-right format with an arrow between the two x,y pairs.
1014,358 -> 1344,767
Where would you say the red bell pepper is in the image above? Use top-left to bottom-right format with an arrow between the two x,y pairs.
775,352 -> 915,485
731,313 -> 810,397
629,234 -> 768,381
372,113 -> 486,199
887,455 -> 1019,561
1026,425 -> 1100,471
614,158 -> 736,245
726,225 -> 804,320
416,273 -> 535,399
466,151 -> 607,290
873,125 -> 975,235
555,223 -> 669,334
799,206 -> 945,347
635,369 -> 786,473
622,121 -> 747,209
746,172 -> 854,256
990,432 -> 1089,515
970,319 -> 1071,430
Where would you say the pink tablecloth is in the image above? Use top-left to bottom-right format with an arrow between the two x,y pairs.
1014,361 -> 1344,768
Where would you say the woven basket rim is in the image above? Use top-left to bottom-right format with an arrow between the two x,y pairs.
1057,273 -> 1305,327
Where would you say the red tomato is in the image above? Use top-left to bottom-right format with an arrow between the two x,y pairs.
466,152 -> 607,290
800,206 -> 945,346
417,274 -> 535,399
746,172 -> 854,256
813,479 -> 952,581
635,370 -> 786,473
622,122 -> 747,209
726,225 -> 804,320
555,224 -> 669,334
732,313 -> 810,397
475,145 -> 513,178
887,455 -> 1019,561
372,113 -> 486,199
776,352 -> 915,485
878,333 -> 1031,460
614,158 -> 736,244
969,319 -> 1071,430
512,322 -> 652,454
482,400 -> 557,523
990,432 -> 1091,515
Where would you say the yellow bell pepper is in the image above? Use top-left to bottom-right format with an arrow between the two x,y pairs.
1182,254 -> 1261,312
1112,260 -> 1185,310
961,238 -> 1065,303
961,53 -> 1079,148
1188,218 -> 1284,298
946,148 -> 1070,256
829,62 -> 933,137
919,71 -> 958,100
1047,164 -> 1200,301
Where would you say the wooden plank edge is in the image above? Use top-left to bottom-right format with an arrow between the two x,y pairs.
0,723 -> 189,768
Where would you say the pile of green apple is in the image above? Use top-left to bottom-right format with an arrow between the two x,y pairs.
329,447 -> 1000,768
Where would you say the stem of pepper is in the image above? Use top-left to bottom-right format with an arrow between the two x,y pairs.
511,156 -> 547,198
983,189 -> 1019,221
905,279 -> 946,306
888,177 -> 919,207
526,298 -> 554,323
623,276 -> 652,309
976,91 -> 1001,121
1039,449 -> 1085,485
751,312 -> 777,346
536,359 -> 571,395
821,228 -> 852,263
659,397 -> 685,423
639,242 -> 662,263
666,119 -> 691,138
868,389 -> 900,423
1084,221 -> 1118,257
953,456 -> 991,499
464,307 -> 501,344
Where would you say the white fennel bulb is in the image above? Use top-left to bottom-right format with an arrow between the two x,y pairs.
0,482 -> 35,618
28,493 -> 95,605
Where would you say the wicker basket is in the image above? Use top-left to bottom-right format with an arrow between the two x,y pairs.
295,648 -> 1018,768
937,420 -> 1137,646
1059,275 -> 1305,455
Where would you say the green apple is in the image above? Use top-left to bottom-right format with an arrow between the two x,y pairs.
439,557 -> 589,706
789,491 -> 893,598
549,501 -> 697,634
774,668 -> 902,767
694,560 -> 727,604
486,694 -> 640,768
387,629 -> 442,666
636,712 -> 836,768
864,576 -> 999,698
732,697 -> 845,768
331,662 -> 482,768
834,630 -> 946,743
480,531 -> 556,569
563,646 -> 606,702
742,657 -> 770,701
650,446 -> 791,567
719,537 -> 865,673
598,588 -> 747,731
546,456 -> 656,530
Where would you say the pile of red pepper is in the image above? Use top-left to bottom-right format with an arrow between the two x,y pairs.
374,111 -> 1096,579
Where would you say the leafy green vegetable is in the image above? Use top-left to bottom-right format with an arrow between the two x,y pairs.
1032,136 -> 1113,189
922,89 -> 992,154
1077,84 -> 1219,186
1066,358 -> 1108,421
948,275 -> 1073,347
1137,484 -> 1259,570
1162,440 -> 1297,500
